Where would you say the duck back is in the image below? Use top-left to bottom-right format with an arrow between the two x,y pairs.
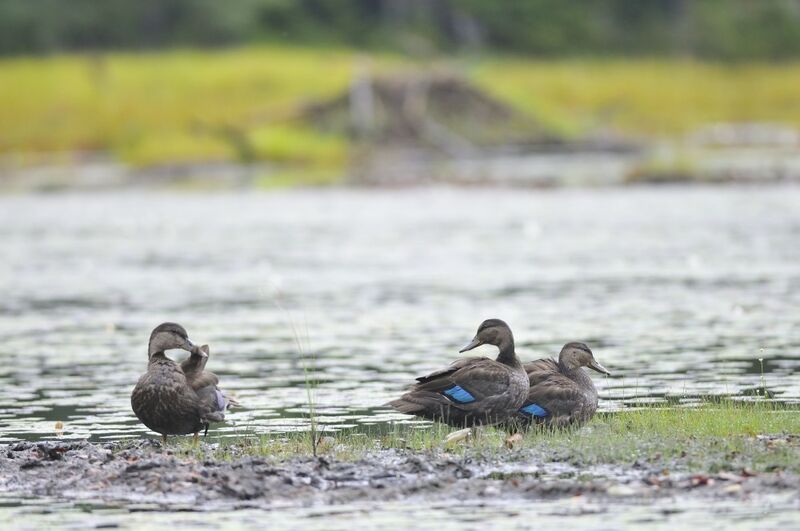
131,357 -> 205,436
389,357 -> 529,428
509,358 -> 599,429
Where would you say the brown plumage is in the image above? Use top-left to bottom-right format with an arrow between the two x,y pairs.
388,319 -> 530,428
181,344 -> 239,427
181,344 -> 219,391
131,323 -> 236,443
507,342 -> 611,430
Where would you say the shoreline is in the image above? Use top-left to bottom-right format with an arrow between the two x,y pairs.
2,429 -> 799,514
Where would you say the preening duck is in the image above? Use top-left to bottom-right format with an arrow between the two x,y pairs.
131,322 -> 236,444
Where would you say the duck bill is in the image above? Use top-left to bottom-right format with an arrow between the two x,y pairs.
588,360 -> 611,375
183,338 -> 195,352
459,337 -> 482,353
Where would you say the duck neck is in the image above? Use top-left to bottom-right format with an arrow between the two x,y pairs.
495,338 -> 521,367
148,350 -> 168,364
558,359 -> 589,382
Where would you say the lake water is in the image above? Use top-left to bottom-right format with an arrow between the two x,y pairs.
1,185 -> 799,442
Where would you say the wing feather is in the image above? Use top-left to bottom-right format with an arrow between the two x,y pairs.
410,358 -> 511,405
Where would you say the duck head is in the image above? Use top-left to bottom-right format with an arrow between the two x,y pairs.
148,322 -> 195,357
559,342 -> 610,375
459,318 -> 514,354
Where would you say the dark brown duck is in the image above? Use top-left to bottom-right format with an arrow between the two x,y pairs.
388,319 -> 529,428
131,323 -> 236,443
509,342 -> 610,429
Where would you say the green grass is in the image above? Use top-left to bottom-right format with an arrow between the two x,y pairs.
0,45 -> 367,173
166,401 -> 800,474
3,46 -> 800,183
472,59 -> 800,137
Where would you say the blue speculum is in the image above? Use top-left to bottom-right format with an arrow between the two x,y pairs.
443,385 -> 476,403
520,403 -> 548,417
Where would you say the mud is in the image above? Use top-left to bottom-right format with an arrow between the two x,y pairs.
1,440 -> 797,513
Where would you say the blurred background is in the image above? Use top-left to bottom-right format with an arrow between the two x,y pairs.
3,0 -> 800,188
0,1 -> 799,443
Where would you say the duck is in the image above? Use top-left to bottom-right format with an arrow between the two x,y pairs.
131,322 -> 235,444
181,343 -> 240,430
388,319 -> 530,429
508,342 -> 610,430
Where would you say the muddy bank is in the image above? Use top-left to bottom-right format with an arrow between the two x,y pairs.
1,440 -> 796,512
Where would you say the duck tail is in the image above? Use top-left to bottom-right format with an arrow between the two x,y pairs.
386,397 -> 423,414
223,392 -> 241,409
227,396 -> 241,408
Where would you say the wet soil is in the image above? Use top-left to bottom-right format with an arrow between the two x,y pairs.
1,440 -> 796,512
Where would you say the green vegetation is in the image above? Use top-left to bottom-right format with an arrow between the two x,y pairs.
473,59 -> 800,137
4,1 -> 800,61
4,46 -> 800,180
0,46 -> 359,173
167,401 -> 800,474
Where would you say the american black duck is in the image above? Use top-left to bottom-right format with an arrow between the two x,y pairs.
131,323 -> 235,444
509,342 -> 610,429
388,319 -> 529,428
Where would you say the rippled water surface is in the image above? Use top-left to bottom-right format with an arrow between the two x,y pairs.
1,185 -> 799,442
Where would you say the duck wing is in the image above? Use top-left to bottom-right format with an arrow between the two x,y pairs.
197,384 -> 231,423
411,358 -> 511,404
413,356 -> 483,384
189,370 -> 220,390
518,373 -> 595,427
524,358 -> 560,385
182,345 -> 239,424
388,357 -> 517,423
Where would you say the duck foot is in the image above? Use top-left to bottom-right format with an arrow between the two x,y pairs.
444,427 -> 476,445
192,432 -> 199,446
161,434 -> 167,446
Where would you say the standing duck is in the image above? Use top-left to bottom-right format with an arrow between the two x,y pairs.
389,319 -> 529,429
509,342 -> 610,429
131,323 -> 235,444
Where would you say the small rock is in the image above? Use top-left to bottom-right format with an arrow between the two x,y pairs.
606,484 -> 636,497
716,472 -> 742,482
482,485 -> 500,497
722,484 -> 743,495
689,474 -> 714,487
505,433 -> 523,449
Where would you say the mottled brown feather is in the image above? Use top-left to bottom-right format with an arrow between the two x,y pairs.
132,343 -> 236,438
389,357 -> 528,427
507,358 -> 599,429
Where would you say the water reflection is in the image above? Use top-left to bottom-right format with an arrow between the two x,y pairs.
0,185 -> 799,441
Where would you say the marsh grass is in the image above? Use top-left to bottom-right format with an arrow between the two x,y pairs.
472,59 -> 800,137
4,47 -> 800,179
168,400 -> 800,473
0,46 -> 360,171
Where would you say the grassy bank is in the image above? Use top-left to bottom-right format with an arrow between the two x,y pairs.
3,46 -> 800,176
473,60 -> 800,137
167,401 -> 800,474
0,46 -> 362,178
